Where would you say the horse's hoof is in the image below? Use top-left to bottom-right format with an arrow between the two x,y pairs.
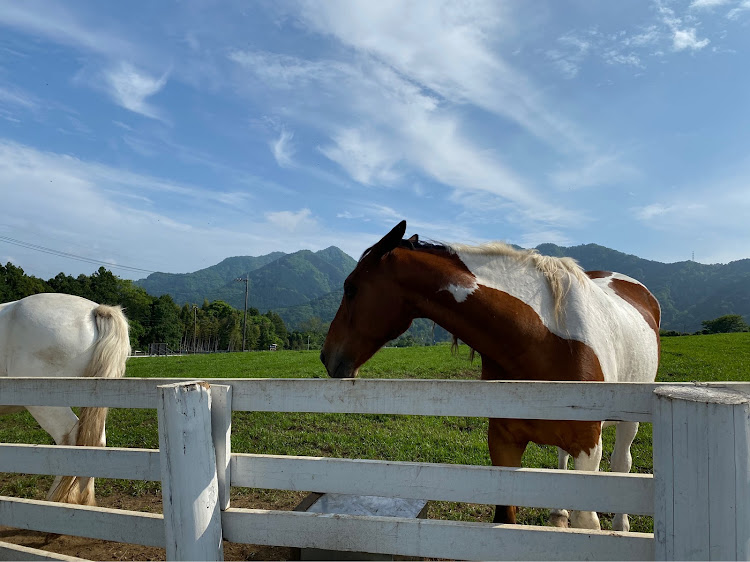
548,513 -> 570,528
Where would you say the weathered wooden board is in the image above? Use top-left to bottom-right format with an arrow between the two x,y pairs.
231,454 -> 654,515
0,443 -> 160,480
653,386 -> 750,561
2,377 -> 748,420
0,540 -> 88,561
221,508 -> 655,561
157,382 -> 223,561
0,496 -> 164,547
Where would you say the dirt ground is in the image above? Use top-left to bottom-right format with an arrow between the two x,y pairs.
0,491 -> 307,561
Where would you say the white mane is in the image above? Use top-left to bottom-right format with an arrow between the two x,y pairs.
445,241 -> 589,320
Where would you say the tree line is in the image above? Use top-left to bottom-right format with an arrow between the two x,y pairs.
0,262 -> 328,352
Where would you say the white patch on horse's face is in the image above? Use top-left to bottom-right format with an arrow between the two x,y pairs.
441,281 -> 478,303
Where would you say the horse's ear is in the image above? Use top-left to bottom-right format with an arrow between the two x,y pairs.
407,234 -> 419,244
370,220 -> 407,259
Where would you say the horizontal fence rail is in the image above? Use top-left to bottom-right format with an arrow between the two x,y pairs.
232,454 -> 654,515
221,508 -> 655,561
3,377 -> 748,419
0,496 -> 164,548
0,444 -> 160,481
0,540 -> 88,562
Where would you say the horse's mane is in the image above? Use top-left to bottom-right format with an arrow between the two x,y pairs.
413,239 -> 588,324
361,235 -> 588,322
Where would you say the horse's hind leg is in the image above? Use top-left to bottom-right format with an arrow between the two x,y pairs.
611,421 -> 639,532
24,406 -> 87,503
549,448 -> 570,527
569,434 -> 603,530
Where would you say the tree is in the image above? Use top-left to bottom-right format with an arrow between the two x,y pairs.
0,262 -> 50,302
701,314 -> 749,334
265,311 -> 288,347
149,295 -> 183,348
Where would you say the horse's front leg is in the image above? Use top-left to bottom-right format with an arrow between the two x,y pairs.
610,421 -> 639,532
549,448 -> 571,527
568,432 -> 603,530
487,418 -> 528,524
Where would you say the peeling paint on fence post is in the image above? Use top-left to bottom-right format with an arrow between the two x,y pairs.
157,381 -> 224,561
653,385 -> 750,561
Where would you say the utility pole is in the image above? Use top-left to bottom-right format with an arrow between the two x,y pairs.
193,305 -> 198,353
235,275 -> 249,352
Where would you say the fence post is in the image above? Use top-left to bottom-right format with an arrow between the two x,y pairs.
653,385 -> 750,561
157,381 -> 224,561
210,384 -> 232,511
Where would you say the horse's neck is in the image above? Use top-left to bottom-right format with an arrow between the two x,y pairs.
405,250 -> 600,381
405,251 -> 540,348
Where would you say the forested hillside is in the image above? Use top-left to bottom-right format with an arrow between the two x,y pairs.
536,243 -> 750,332
136,247 -> 356,312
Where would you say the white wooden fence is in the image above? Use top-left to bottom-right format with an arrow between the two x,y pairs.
0,377 -> 749,561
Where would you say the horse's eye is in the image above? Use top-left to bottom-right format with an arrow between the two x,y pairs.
344,284 -> 357,299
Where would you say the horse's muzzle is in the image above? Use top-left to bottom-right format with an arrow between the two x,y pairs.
320,350 -> 357,378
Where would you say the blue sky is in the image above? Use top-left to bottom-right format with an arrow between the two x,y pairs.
1,0 -> 749,281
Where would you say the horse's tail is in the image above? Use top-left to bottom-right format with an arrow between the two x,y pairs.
50,305 -> 130,505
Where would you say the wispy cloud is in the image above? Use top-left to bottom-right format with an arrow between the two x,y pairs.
270,128 -> 295,168
0,3 -> 135,59
289,0 -> 588,152
265,208 -> 317,232
231,45 -> 581,229
727,0 -> 750,19
690,0 -> 731,8
0,85 -> 37,109
550,154 -> 638,190
103,63 -> 169,120
319,128 -> 401,185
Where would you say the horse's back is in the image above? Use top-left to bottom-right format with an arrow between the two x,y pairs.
583,271 -> 660,383
0,293 -> 101,378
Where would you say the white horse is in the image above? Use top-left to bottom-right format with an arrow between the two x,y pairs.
0,293 -> 130,505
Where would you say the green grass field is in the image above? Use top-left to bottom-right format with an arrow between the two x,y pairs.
1,333 -> 749,532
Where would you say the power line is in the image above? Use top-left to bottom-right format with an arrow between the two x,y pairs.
0,235 -> 156,275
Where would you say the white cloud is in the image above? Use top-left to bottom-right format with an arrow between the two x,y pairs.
602,50 -> 643,67
265,209 -> 317,232
0,3 -> 135,59
634,203 -> 675,220
0,85 -> 37,109
103,63 -> 169,120
319,128 -> 401,185
290,0 -> 588,151
671,28 -> 711,51
690,0 -> 731,8
727,0 -> 750,19
228,50 -> 346,90
270,129 -> 295,168
233,46 -> 581,229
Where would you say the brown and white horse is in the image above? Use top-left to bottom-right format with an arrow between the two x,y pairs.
0,293 -> 130,505
321,221 -> 660,532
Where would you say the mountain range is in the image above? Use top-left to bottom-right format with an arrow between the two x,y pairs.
136,243 -> 750,334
